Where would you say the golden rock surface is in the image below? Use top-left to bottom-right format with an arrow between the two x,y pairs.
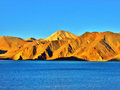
0,31 -> 120,61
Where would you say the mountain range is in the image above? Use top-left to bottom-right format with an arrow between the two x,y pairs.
0,30 -> 120,61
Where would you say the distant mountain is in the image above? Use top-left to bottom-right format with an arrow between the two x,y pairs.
0,31 -> 120,61
25,37 -> 36,42
44,30 -> 77,41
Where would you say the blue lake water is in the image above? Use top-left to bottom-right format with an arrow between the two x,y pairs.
0,61 -> 120,90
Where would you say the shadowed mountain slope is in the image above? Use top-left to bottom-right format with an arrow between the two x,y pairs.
52,56 -> 86,61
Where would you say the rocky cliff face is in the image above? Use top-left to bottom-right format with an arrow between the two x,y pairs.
0,31 -> 120,61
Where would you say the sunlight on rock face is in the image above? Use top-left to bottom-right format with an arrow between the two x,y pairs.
0,31 -> 120,61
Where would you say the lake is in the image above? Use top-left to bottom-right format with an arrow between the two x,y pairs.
0,61 -> 120,90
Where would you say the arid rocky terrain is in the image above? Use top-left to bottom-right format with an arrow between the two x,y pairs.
0,30 -> 120,61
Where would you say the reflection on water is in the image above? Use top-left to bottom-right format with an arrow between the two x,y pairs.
0,61 -> 120,90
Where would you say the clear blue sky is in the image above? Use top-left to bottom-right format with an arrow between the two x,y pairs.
0,0 -> 120,39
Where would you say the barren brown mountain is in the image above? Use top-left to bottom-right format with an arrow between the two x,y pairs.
0,31 -> 120,61
45,30 -> 77,41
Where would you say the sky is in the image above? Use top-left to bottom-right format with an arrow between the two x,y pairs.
0,0 -> 120,39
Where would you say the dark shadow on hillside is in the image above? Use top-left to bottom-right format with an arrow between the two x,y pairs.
0,56 -> 87,61
18,56 -> 23,60
52,56 -> 87,61
46,46 -> 53,57
108,59 -> 120,61
0,58 -> 12,60
34,52 -> 46,60
26,40 -> 33,42
0,50 -> 7,54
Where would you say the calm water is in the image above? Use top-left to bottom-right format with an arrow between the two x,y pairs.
0,61 -> 120,90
